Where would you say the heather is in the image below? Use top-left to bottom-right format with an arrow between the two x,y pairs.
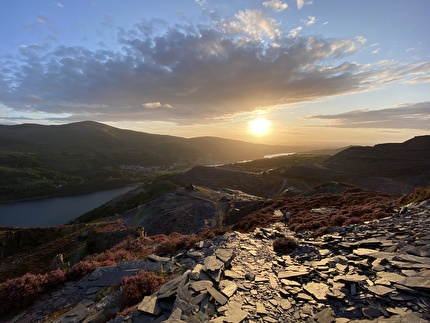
233,186 -> 396,235
273,236 -> 299,254
0,231 -> 201,317
119,270 -> 166,309
2,187 -> 428,318
0,269 -> 67,316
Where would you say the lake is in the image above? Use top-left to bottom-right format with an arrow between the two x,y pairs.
0,186 -> 138,227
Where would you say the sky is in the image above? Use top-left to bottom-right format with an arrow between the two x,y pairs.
0,0 -> 429,147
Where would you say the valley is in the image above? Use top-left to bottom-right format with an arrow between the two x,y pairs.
0,123 -> 429,322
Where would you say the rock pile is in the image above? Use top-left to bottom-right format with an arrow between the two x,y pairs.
8,200 -> 430,322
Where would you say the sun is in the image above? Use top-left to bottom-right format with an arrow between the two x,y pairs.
248,117 -> 271,136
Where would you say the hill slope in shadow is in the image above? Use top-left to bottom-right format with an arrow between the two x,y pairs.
0,121 -> 292,201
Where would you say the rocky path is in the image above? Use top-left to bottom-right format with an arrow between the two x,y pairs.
8,200 -> 430,322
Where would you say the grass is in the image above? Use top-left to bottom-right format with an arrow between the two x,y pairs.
70,173 -> 179,224
398,187 -> 430,205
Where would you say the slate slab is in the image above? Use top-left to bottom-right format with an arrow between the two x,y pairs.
91,269 -> 138,287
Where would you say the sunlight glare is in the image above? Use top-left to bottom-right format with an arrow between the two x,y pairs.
248,117 -> 271,136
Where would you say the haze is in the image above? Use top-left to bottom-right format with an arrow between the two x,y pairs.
1,0 -> 429,147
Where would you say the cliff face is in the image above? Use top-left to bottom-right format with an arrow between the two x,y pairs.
0,226 -> 77,259
0,222 -> 143,282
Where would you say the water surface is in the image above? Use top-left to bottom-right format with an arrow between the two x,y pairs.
0,186 -> 137,227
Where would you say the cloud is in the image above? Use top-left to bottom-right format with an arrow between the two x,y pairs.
142,102 -> 173,109
297,0 -> 312,10
221,9 -> 281,41
263,0 -> 288,12
1,17 -> 429,125
306,102 -> 430,130
36,15 -> 49,24
288,26 -> 302,38
305,16 -> 316,26
195,0 -> 207,7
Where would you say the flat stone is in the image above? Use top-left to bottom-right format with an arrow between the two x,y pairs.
91,269 -> 138,287
268,273 -> 278,289
191,291 -> 209,306
362,306 -> 383,319
386,307 -> 412,316
396,254 -> 430,265
189,280 -> 213,292
138,294 -> 161,316
215,248 -> 235,264
297,293 -> 314,301
254,275 -> 269,282
397,276 -> 430,292
207,286 -> 228,305
334,274 -> 367,283
391,261 -> 430,269
189,264 -> 204,280
280,299 -> 292,310
314,307 -> 335,323
219,280 -> 238,298
158,273 -> 188,299
147,254 -> 170,262
256,302 -> 269,315
353,248 -> 378,257
368,251 -> 397,261
277,266 -> 310,279
280,279 -> 301,287
216,300 -> 248,323
376,272 -> 406,284
224,270 -> 244,279
204,255 -> 224,272
187,251 -> 205,258
304,282 -> 330,301
62,302 -> 89,320
367,285 -> 395,296
85,286 -> 100,295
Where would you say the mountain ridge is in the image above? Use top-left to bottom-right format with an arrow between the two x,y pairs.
0,121 -> 293,202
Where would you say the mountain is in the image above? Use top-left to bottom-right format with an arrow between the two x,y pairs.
1,133 -> 429,321
296,135 -> 430,194
0,121 -> 292,201
174,135 -> 430,197
323,135 -> 430,173
0,121 -> 290,163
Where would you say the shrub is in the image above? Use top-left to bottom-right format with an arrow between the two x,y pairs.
201,228 -> 227,239
330,214 -> 347,226
154,232 -> 200,255
273,236 -> 299,254
344,217 -> 365,226
293,221 -> 325,233
68,260 -> 115,280
0,269 -> 67,316
398,187 -> 430,205
119,270 -> 166,309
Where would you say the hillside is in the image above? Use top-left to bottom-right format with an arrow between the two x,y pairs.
321,135 -> 430,193
0,134 -> 429,321
69,136 -> 429,230
0,121 -> 292,202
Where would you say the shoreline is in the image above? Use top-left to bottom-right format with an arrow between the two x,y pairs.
0,183 -> 141,205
